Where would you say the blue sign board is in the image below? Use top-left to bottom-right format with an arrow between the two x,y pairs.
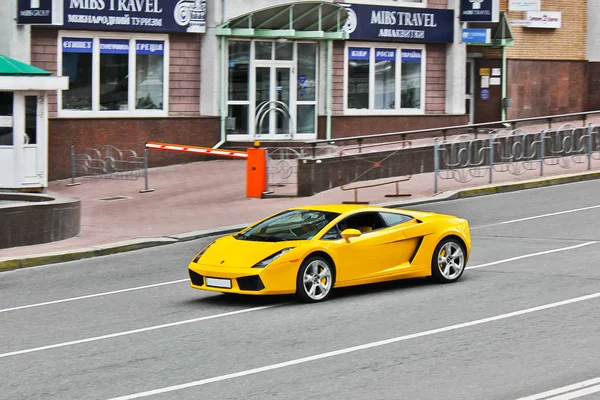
62,38 -> 93,53
401,50 -> 422,63
136,40 -> 165,55
481,88 -> 490,99
62,0 -> 206,33
343,4 -> 454,44
17,0 -> 54,24
375,49 -> 396,62
348,48 -> 371,61
460,0 -> 499,22
461,28 -> 490,43
100,39 -> 130,54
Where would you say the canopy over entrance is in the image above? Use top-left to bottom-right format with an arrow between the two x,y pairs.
0,55 -> 51,76
216,2 -> 349,40
0,55 -> 67,91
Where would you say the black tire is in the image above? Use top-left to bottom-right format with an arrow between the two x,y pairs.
295,255 -> 336,303
430,237 -> 466,283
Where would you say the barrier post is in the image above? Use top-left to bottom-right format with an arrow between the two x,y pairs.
139,145 -> 154,193
588,123 -> 593,171
66,144 -> 81,187
246,142 -> 267,198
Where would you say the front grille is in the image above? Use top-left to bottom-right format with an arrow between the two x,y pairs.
237,275 -> 265,291
188,269 -> 204,286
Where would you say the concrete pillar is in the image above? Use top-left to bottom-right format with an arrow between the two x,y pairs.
200,0 -> 222,116
445,0 -> 466,115
0,0 -> 32,64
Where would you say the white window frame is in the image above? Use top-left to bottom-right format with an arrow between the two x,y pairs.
343,42 -> 426,116
57,30 -> 170,118
225,39 -> 319,141
344,0 -> 427,8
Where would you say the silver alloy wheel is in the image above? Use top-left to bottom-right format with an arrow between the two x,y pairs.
437,241 -> 465,280
302,259 -> 332,301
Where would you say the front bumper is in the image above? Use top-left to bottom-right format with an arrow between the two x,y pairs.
188,262 -> 298,295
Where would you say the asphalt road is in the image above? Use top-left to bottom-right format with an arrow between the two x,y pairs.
3,180 -> 600,400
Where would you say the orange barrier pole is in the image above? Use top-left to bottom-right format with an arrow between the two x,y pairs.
246,146 -> 267,198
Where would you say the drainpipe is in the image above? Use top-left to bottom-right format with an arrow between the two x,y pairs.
501,44 -> 507,121
326,40 -> 333,140
215,35 -> 227,148
214,0 -> 228,148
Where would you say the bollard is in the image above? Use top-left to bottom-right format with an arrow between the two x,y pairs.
246,144 -> 267,198
433,138 -> 439,193
588,123 -> 593,171
139,145 -> 154,193
488,133 -> 494,184
66,145 -> 81,187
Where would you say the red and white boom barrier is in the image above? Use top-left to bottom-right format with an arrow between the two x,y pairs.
145,142 -> 248,159
145,141 -> 267,198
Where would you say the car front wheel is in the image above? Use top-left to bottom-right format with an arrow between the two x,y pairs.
431,238 -> 466,283
296,256 -> 335,303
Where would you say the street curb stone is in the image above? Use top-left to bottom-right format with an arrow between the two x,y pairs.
2,169 -> 600,271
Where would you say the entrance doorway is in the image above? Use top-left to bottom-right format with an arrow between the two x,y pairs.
0,91 -> 45,188
466,59 -> 475,124
255,63 -> 294,139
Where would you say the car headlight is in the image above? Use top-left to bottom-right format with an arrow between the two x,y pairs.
192,241 -> 215,263
252,248 -> 294,268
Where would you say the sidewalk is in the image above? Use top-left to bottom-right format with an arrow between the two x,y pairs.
2,116 -> 600,266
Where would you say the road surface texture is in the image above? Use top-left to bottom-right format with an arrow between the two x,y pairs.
2,180 -> 600,400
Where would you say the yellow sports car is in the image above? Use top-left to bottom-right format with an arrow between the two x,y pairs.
188,204 -> 470,303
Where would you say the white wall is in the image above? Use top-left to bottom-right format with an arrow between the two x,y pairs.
588,1 -> 600,61
0,0 -> 32,63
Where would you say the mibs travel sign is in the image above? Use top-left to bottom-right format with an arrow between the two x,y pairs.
17,0 -> 207,33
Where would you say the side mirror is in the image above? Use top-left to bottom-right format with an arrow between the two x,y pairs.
341,228 -> 362,242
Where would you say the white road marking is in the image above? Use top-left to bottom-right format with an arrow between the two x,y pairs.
106,291 -> 600,400
0,305 -> 278,359
0,279 -> 189,314
3,241 -> 596,315
472,204 -> 600,230
516,377 -> 600,399
466,241 -> 598,270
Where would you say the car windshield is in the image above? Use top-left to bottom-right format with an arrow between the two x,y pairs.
234,210 -> 340,242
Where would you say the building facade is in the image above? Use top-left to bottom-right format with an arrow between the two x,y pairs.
465,0 -> 588,123
4,0 -> 593,181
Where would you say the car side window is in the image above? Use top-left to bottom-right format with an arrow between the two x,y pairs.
379,212 -> 413,227
337,212 -> 387,234
321,225 -> 342,240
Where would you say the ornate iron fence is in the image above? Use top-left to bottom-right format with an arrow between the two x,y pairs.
434,123 -> 600,193
67,144 -> 152,192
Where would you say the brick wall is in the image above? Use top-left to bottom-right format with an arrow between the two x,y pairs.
425,44 -> 446,114
427,0 -> 448,8
168,33 -> 201,115
501,0 -> 587,60
31,28 -> 58,115
332,41 -> 345,115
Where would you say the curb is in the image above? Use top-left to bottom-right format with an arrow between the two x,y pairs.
2,170 -> 600,271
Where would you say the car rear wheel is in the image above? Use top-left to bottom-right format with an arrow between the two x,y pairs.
296,256 -> 335,303
431,238 -> 466,283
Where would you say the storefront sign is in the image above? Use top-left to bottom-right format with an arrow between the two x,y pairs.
461,28 -> 490,43
401,50 -> 422,63
348,48 -> 370,61
343,4 -> 454,44
17,0 -> 56,24
136,40 -> 164,54
375,49 -> 395,62
100,39 -> 129,54
460,0 -> 499,23
62,0 -> 206,33
508,0 -> 540,11
525,11 -> 562,28
62,37 -> 93,52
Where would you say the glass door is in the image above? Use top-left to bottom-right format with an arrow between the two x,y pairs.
22,94 -> 42,185
275,67 -> 291,137
253,63 -> 294,139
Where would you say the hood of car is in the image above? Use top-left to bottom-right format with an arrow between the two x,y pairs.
195,235 -> 299,268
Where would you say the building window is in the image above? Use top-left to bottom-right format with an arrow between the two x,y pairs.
59,32 -> 168,116
345,44 -> 424,113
